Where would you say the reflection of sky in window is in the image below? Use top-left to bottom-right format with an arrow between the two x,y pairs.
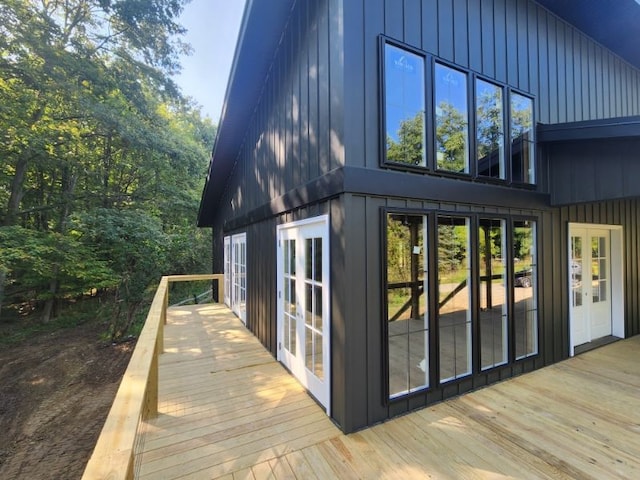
385,44 -> 424,142
435,63 -> 467,115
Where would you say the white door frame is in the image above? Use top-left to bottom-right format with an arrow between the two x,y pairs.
223,236 -> 231,307
276,215 -> 331,414
568,223 -> 624,356
231,233 -> 247,324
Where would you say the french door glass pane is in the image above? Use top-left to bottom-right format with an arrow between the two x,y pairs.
479,219 -> 508,370
514,220 -> 538,359
386,213 -> 428,397
438,216 -> 471,382
571,236 -> 583,307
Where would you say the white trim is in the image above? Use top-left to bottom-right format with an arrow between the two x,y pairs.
276,215 -> 331,415
231,233 -> 247,324
223,236 -> 231,307
568,223 -> 624,356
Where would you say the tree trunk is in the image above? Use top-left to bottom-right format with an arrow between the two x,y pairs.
0,270 -> 6,322
41,166 -> 78,323
41,275 -> 59,323
3,156 -> 28,227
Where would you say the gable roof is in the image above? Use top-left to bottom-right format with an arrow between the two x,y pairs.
197,0 -> 295,226
198,0 -> 640,227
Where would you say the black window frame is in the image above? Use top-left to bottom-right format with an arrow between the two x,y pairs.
382,207 -> 541,404
433,59 -> 473,177
379,36 -> 430,173
379,35 -> 538,188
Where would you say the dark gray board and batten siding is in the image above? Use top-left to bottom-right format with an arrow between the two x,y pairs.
209,0 -> 640,433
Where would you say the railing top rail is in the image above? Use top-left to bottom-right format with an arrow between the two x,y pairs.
82,274 -> 223,480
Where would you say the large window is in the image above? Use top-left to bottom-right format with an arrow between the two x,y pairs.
380,38 -> 536,185
386,213 -> 429,397
435,63 -> 469,174
385,211 -> 539,399
479,219 -> 508,369
513,220 -> 538,359
383,43 -> 426,167
476,80 -> 505,179
510,93 -> 535,184
437,216 -> 471,381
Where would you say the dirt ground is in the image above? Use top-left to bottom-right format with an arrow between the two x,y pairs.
0,323 -> 134,479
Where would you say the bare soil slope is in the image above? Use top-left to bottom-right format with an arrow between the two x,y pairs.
0,323 -> 133,479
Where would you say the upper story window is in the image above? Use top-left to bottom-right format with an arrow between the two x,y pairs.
435,63 -> 469,174
510,93 -> 535,184
383,43 -> 426,167
476,79 -> 505,179
380,37 -> 535,186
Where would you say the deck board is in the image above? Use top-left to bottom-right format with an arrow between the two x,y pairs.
135,304 -> 640,479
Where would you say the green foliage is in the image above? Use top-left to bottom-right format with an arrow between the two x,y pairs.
0,0 -> 216,338
436,101 -> 468,172
386,112 -> 425,166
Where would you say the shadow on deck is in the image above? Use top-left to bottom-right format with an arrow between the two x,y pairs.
135,303 -> 640,479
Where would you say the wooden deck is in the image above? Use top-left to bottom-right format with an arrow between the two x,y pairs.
135,304 -> 640,479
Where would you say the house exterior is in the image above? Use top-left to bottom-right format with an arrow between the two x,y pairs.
198,0 -> 640,434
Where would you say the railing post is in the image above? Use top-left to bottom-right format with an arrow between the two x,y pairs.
146,339 -> 159,419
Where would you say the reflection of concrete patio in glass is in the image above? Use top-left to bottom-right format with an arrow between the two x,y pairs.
389,280 -> 536,393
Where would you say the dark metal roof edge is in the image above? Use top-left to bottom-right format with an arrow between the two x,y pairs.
197,0 -> 296,227
538,116 -> 640,143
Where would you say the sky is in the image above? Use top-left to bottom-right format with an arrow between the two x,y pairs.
175,0 -> 247,122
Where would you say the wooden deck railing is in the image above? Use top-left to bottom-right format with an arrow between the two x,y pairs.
82,274 -> 224,480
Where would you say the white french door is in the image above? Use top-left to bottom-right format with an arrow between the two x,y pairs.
569,224 -> 624,354
231,233 -> 247,324
277,216 -> 330,413
223,236 -> 231,307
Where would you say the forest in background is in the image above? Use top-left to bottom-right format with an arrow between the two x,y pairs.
0,0 -> 214,341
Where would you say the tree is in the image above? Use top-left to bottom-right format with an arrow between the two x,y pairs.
436,101 -> 468,172
386,112 -> 425,166
0,0 -> 215,328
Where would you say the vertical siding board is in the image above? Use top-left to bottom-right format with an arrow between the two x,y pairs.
505,0 -> 518,87
329,0 -> 345,171
403,0 -> 422,47
516,0 -> 529,91
556,23 -> 567,123
318,0 -> 331,175
595,46 -> 604,118
384,0 -> 403,39
536,8 -> 549,123
292,15 -> 302,190
308,6 -> 320,179
438,0 -> 455,62
526,1 -> 538,97
365,196 -> 388,424
365,0 -> 384,169
422,0 -> 439,54
344,0 -> 366,169
468,0 -> 482,72
480,0 -> 495,78
542,210 -> 555,363
603,53 -> 611,118
564,29 -> 574,122
453,0 -> 469,67
343,195 -> 369,430
493,0 -> 507,83
300,1 -> 310,182
572,30 -> 583,121
330,196 -> 348,431
546,15 -> 558,124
